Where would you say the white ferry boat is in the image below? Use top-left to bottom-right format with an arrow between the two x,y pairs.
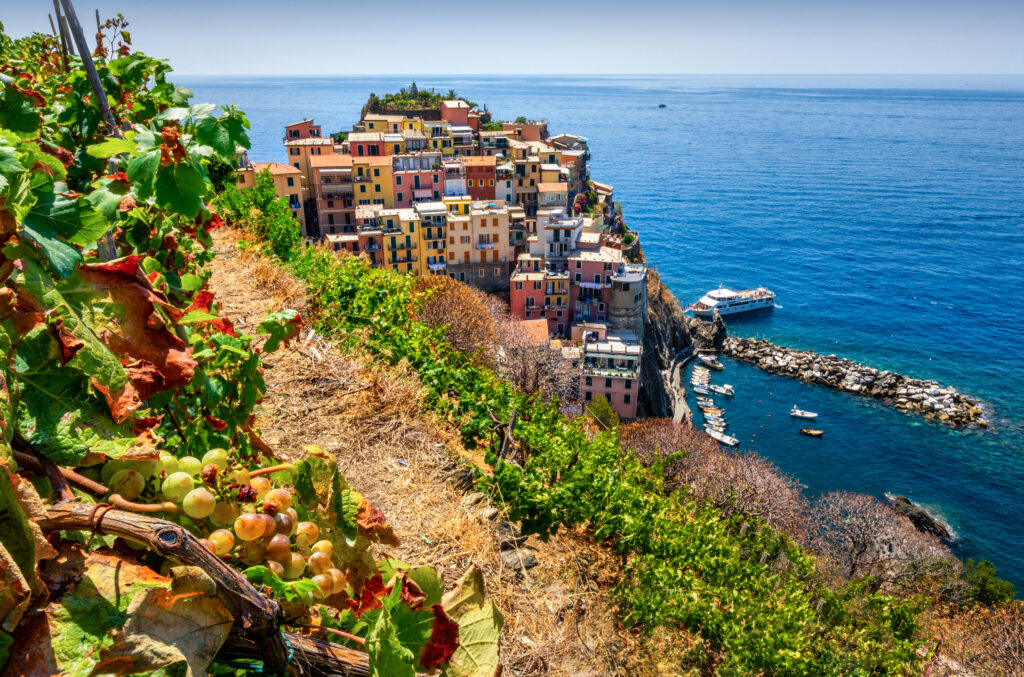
690,286 -> 776,318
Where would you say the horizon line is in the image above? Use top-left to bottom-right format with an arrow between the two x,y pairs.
174,72 -> 1024,78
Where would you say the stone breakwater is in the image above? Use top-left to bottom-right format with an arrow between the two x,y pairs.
723,337 -> 988,429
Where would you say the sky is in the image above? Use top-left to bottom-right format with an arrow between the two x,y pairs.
3,0 -> 1023,75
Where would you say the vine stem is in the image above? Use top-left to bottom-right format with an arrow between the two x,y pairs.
249,463 -> 295,478
296,622 -> 367,646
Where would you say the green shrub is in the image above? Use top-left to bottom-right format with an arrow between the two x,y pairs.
964,559 -> 1016,605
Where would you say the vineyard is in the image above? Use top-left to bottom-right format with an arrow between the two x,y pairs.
0,19 -> 501,677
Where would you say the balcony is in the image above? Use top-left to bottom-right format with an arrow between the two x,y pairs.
583,362 -> 639,378
545,304 -> 568,311
390,242 -> 416,250
363,243 -> 381,251
476,242 -> 495,250
390,255 -> 418,264
428,262 -> 447,271
381,226 -> 402,235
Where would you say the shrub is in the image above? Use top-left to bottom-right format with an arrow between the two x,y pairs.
963,559 -> 1016,605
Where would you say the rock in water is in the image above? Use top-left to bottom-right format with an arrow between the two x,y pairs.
892,496 -> 952,540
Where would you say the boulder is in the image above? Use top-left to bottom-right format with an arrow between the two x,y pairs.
891,496 -> 951,540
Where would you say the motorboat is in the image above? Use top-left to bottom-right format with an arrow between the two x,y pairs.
706,428 -> 739,446
698,355 -> 724,371
799,429 -> 824,437
708,384 -> 735,396
790,406 -> 818,419
692,386 -> 710,395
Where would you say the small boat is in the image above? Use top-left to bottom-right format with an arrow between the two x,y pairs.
790,406 -> 818,419
698,355 -> 724,371
800,429 -> 824,437
706,428 -> 739,446
696,397 -> 715,405
709,384 -> 735,396
692,386 -> 710,395
658,104 -> 667,108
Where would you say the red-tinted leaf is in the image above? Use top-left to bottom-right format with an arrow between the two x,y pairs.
49,318 -> 84,364
91,253 -> 145,276
185,291 -> 237,337
206,416 -> 226,431
419,604 -> 459,669
400,576 -> 426,610
37,140 -> 74,168
105,172 -> 130,184
122,359 -> 166,400
354,574 -> 391,617
357,500 -> 400,547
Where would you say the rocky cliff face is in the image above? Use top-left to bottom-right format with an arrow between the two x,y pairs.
638,273 -> 726,419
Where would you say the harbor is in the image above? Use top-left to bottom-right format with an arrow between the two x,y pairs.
722,337 -> 988,429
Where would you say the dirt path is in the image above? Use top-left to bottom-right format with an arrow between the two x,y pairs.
207,228 -> 625,676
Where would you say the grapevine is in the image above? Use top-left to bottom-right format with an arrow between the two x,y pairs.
0,19 -> 501,677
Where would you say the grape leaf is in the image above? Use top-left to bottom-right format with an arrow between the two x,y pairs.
85,137 -> 137,159
367,601 -> 416,677
293,455 -> 335,508
18,223 -> 81,279
258,309 -> 302,353
24,190 -> 108,247
0,86 -> 42,136
195,116 -> 234,157
92,566 -> 232,677
331,472 -> 360,547
0,144 -> 24,174
126,149 -> 160,200
154,162 -> 207,219
440,566 -> 503,677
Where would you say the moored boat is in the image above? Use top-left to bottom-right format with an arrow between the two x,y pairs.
790,406 -> 818,419
706,428 -> 739,446
692,386 -> 710,395
698,355 -> 724,371
709,384 -> 735,396
799,429 -> 824,437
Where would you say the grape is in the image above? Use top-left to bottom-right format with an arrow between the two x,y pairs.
182,488 -> 216,519
161,472 -> 194,503
237,539 -> 267,566
250,476 -> 272,501
311,540 -> 333,557
210,501 -> 239,527
208,529 -> 235,556
179,456 -> 203,476
266,560 -> 285,577
108,469 -> 146,500
294,522 -> 319,548
157,452 -> 178,476
102,459 -> 155,483
327,568 -> 347,595
257,514 -> 277,540
307,551 -> 332,575
234,513 -> 265,541
285,508 -> 298,533
264,488 -> 292,512
266,534 -> 292,562
228,467 -> 251,485
312,573 -> 333,597
198,538 -> 216,554
202,448 -> 230,470
273,513 -> 293,535
282,552 -> 306,580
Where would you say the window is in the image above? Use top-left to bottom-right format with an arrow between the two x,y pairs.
312,148 -> 321,155
327,214 -> 334,225
575,260 -> 582,269
478,269 -> 485,277
327,200 -> 334,208
515,281 -> 523,290
396,176 -> 402,185
575,273 -> 582,282
373,168 -> 380,177
585,376 -> 592,386
624,394 -> 631,404
287,177 -> 294,186
585,391 -> 592,401
526,296 -> 535,307
290,148 -> 299,156
605,378 -> 612,388
622,283 -> 630,291
625,380 -> 632,390
534,281 -> 541,290
467,179 -> 474,187
374,184 -> 381,192
494,267 -> 501,275
594,274 -> 601,284
360,185 -> 366,193
396,192 -> 403,202
433,174 -> 439,183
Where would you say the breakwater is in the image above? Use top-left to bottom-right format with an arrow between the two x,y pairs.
723,337 -> 988,429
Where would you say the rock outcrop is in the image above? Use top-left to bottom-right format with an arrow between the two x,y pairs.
890,496 -> 952,540
638,272 -> 726,419
723,337 -> 988,429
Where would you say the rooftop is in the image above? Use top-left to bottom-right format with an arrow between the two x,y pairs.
442,100 -> 471,109
309,154 -> 353,168
464,155 -> 497,167
284,137 -> 334,147
248,162 -> 302,176
348,132 -> 385,143
285,118 -> 315,128
518,319 -> 550,346
354,155 -> 393,167
569,246 -> 624,264
537,182 -> 568,192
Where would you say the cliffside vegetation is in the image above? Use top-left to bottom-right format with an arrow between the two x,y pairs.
367,87 -> 477,112
217,170 -> 1023,675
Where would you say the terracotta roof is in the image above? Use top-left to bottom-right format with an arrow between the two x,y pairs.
250,162 -> 301,176
309,155 -> 353,168
537,183 -> 567,192
353,155 -> 393,166
285,118 -> 315,128
518,319 -> 550,346
348,132 -> 385,142
463,155 -> 496,167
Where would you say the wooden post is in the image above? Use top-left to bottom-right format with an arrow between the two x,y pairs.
47,14 -> 68,70
57,0 -> 119,137
94,9 -> 102,52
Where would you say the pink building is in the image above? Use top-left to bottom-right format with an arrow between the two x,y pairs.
440,100 -> 470,126
580,336 -> 641,419
392,153 -> 443,207
348,132 -> 387,157
284,118 -> 322,141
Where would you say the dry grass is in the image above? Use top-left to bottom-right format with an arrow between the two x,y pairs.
208,228 -> 638,675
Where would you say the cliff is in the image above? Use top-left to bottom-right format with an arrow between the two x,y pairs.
638,270 -> 726,419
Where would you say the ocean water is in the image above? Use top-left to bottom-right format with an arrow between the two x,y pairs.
179,74 -> 1024,588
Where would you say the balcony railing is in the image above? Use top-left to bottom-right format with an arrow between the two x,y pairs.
545,303 -> 568,311
381,227 -> 402,235
363,243 -> 381,251
476,242 -> 495,250
390,242 -> 415,250
428,263 -> 447,271
390,255 -> 418,264
583,364 -> 639,378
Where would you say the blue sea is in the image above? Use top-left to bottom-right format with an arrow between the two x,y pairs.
179,74 -> 1024,588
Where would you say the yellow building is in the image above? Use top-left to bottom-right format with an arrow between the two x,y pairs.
352,155 -> 395,209
414,201 -> 448,276
283,137 -> 335,191
422,121 -> 454,156
236,162 -> 307,231
379,208 -> 422,275
363,113 -> 405,133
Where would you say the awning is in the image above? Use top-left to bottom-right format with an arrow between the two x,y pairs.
413,189 -> 433,199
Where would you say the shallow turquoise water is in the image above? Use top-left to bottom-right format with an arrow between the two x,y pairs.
180,74 -> 1024,587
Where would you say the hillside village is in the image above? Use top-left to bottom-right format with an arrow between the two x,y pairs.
237,90 -> 650,418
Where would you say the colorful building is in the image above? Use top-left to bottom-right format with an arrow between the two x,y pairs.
464,155 -> 496,201
439,100 -> 470,126
352,155 -> 395,208
284,118 -> 322,141
392,152 -> 443,207
309,154 -> 354,237
236,162 -> 306,230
